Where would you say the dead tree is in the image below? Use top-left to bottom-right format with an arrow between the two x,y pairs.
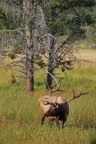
23,0 -> 35,92
46,36 -> 55,90
0,1 -> 48,92
45,33 -> 75,90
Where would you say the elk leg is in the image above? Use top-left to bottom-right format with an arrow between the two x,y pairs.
49,118 -> 55,127
62,116 -> 67,129
49,119 -> 53,127
41,115 -> 45,126
62,120 -> 65,129
56,116 -> 60,130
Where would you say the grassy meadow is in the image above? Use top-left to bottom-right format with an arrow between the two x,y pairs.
0,49 -> 96,144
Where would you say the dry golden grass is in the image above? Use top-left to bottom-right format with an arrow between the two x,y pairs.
77,49 -> 96,62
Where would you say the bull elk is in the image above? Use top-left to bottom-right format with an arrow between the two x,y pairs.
38,89 -> 89,129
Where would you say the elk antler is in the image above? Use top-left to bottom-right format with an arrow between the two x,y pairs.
42,96 -> 58,106
42,100 -> 57,106
42,96 -> 65,106
47,80 -> 61,97
51,80 -> 66,94
67,89 -> 90,103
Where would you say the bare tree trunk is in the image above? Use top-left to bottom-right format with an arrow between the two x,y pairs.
26,62 -> 34,91
23,0 -> 35,92
26,49 -> 34,91
46,36 -> 55,90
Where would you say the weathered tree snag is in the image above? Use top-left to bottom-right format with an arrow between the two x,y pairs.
46,36 -> 55,90
23,0 -> 35,92
26,53 -> 34,92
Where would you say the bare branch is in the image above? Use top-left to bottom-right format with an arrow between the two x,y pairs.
16,75 -> 26,79
59,33 -> 74,48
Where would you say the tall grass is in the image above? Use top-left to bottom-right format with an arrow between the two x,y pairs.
0,59 -> 96,143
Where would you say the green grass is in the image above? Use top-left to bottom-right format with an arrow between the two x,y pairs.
0,62 -> 96,144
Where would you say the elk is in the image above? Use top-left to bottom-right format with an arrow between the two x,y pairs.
38,89 -> 89,129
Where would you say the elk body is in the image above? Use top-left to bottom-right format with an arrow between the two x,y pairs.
38,90 -> 89,129
38,95 -> 69,129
